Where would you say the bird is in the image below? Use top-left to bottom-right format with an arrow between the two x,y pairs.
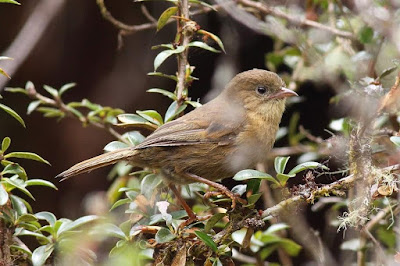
57,69 -> 298,225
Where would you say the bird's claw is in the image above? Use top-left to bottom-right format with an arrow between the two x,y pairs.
204,190 -> 247,209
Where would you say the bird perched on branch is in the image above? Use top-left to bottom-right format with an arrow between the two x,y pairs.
57,69 -> 298,226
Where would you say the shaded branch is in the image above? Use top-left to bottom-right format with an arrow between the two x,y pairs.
236,0 -> 355,40
262,164 -> 400,218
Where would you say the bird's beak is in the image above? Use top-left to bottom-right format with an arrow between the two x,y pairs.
269,87 -> 298,99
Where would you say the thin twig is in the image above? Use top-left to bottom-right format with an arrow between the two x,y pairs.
236,0 -> 355,40
96,0 -> 218,36
262,164 -> 400,218
141,5 -> 157,23
28,90 -> 127,143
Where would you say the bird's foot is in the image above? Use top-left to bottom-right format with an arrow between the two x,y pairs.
204,189 -> 247,209
178,214 -> 211,231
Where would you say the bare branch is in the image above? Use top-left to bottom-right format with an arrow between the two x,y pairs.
0,0 -> 66,91
235,0 -> 355,40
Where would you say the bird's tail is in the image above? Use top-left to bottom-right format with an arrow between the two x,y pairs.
56,148 -> 138,181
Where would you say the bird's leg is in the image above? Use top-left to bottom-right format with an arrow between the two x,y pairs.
168,184 -> 210,229
183,172 -> 247,208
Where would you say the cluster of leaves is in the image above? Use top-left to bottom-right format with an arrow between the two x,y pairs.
0,121 -> 99,265
6,81 -> 124,128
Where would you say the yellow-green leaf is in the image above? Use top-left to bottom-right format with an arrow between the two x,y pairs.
157,6 -> 178,31
0,103 -> 25,127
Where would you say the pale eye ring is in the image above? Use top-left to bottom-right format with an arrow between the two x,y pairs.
256,86 -> 267,95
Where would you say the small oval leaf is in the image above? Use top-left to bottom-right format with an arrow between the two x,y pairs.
274,156 -> 290,174
103,141 -> 130,152
188,41 -> 221,53
155,227 -> 176,243
1,137 -> 11,152
157,6 -> 178,31
32,244 -> 54,266
0,184 -> 9,206
288,162 -> 328,175
195,231 -> 217,252
4,152 -> 50,165
0,103 -> 25,127
154,46 -> 185,71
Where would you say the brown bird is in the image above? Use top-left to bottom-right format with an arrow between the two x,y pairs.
57,69 -> 298,225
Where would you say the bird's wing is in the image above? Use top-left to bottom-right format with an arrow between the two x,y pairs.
135,103 -> 245,149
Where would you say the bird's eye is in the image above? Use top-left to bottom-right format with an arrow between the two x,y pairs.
256,86 -> 267,95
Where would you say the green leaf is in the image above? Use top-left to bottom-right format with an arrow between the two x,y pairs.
15,228 -> 50,244
185,100 -> 202,108
0,67 -> 10,79
195,231 -> 217,252
147,72 -> 178,81
2,163 -> 27,181
110,198 -> 131,211
26,179 -> 57,190
123,131 -> 145,146
0,103 -> 25,127
103,141 -> 130,152
152,44 -> 174,50
266,223 -> 290,234
59,83 -> 76,96
147,88 -> 177,100
43,85 -> 58,98
136,110 -> 164,126
212,258 -> 223,266
379,66 -> 398,80
10,195 -> 30,215
204,213 -> 226,233
280,239 -> 302,256
140,174 -> 162,199
5,152 -> 50,165
32,244 -> 54,266
35,211 -> 57,227
27,100 -> 41,115
390,136 -> 400,147
1,137 -> 11,152
37,107 -> 65,118
233,170 -> 277,184
10,245 -> 32,257
188,41 -> 221,53
260,245 -> 279,260
197,29 -> 226,53
274,156 -> 290,174
276,173 -> 294,186
154,46 -> 185,71
358,26 -> 374,44
117,113 -> 157,130
246,179 -> 261,194
247,193 -> 262,205
288,162 -> 328,175
4,87 -> 27,95
164,101 -> 187,122
0,0 -> 21,4
155,228 -> 176,243
157,6 -> 178,31
16,214 -> 38,224
3,177 -> 35,200
97,223 -> 128,240
0,184 -> 9,206
57,215 -> 99,237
